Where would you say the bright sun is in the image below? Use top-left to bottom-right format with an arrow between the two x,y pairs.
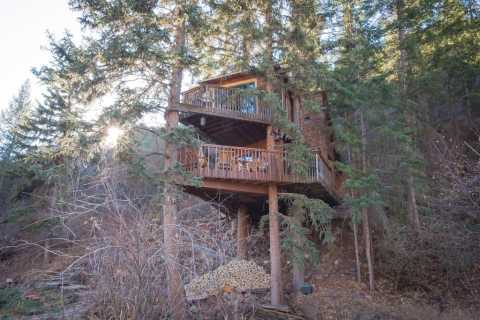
104,126 -> 124,147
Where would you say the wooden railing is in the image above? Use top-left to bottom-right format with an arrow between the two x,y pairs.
180,85 -> 272,123
177,144 -> 333,187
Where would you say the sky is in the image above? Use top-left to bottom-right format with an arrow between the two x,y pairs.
0,0 -> 81,112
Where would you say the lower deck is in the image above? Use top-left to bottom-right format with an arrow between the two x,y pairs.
178,144 -> 335,184
177,143 -> 341,207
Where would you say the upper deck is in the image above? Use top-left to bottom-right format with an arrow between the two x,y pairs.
174,85 -> 273,124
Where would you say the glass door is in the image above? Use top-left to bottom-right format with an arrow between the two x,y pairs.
233,82 -> 256,114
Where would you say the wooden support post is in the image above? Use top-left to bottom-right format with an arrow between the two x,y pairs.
237,205 -> 249,259
268,183 -> 282,305
267,125 -> 283,305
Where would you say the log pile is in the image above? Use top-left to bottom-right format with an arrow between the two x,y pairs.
185,259 -> 270,300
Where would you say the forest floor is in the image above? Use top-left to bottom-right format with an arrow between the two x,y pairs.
290,228 -> 478,320
0,214 -> 478,319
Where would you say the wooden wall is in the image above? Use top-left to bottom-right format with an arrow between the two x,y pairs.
246,139 -> 267,149
302,92 -> 334,163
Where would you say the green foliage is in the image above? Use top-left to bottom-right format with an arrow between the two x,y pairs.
0,81 -> 34,160
164,125 -> 200,149
0,288 -> 45,317
2,205 -> 35,224
264,90 -> 316,176
279,193 -> 334,268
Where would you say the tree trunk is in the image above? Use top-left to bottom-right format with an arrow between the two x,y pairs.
265,2 -> 282,305
163,8 -> 187,320
342,0 -> 355,52
240,3 -> 252,70
346,124 -> 362,283
396,0 -> 421,233
290,203 -> 305,291
265,0 -> 274,92
407,173 -> 420,231
341,3 -> 363,285
360,111 -> 375,291
352,219 -> 361,282
43,239 -> 50,267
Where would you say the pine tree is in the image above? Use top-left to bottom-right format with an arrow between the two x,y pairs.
68,1 -> 209,317
197,0 -> 260,73
15,33 -> 93,161
329,0 -> 392,291
163,5 -> 188,319
0,80 -> 34,160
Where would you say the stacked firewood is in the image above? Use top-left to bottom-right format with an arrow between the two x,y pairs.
185,259 -> 270,300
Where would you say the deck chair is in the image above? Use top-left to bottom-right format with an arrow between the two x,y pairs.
217,150 -> 234,170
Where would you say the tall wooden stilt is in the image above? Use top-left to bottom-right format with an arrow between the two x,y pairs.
268,183 -> 282,305
237,205 -> 249,259
266,125 -> 282,305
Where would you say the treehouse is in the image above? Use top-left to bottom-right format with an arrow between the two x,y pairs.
173,70 -> 342,204
169,69 -> 343,305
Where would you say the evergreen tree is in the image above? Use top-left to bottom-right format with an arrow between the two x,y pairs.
0,80 -> 34,160
67,1 -> 209,317
15,33 -> 94,161
197,0 -> 260,73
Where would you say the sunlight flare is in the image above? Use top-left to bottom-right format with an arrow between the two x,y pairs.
104,126 -> 124,148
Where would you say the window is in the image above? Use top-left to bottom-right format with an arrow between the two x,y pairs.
233,82 -> 256,114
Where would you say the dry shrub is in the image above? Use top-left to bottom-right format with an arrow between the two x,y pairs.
1,155 -> 251,319
83,198 -> 237,319
87,211 -> 169,319
377,138 -> 480,305
378,215 -> 480,295
389,303 -> 477,320
337,301 -> 477,320
40,159 -> 239,319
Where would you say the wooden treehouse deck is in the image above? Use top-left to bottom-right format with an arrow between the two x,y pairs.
173,85 -> 273,124
178,144 -> 334,188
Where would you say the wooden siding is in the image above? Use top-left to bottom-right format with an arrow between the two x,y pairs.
177,144 -> 334,188
302,92 -> 335,167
